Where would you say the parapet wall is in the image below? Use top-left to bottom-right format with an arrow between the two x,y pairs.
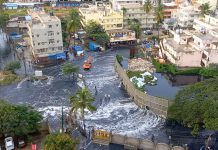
115,60 -> 174,117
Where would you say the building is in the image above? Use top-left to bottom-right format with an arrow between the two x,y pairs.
172,2 -> 200,28
106,29 -> 136,44
193,14 -> 218,32
161,29 -> 218,67
117,3 -> 156,29
26,9 -> 65,64
163,2 -> 177,19
79,2 -> 123,30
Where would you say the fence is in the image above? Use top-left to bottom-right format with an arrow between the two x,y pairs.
115,59 -> 174,117
93,130 -> 185,150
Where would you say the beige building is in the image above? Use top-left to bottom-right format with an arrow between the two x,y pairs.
161,29 -> 218,67
118,3 -> 156,29
79,3 -> 123,30
193,15 -> 218,32
27,10 -> 64,61
107,29 -> 136,44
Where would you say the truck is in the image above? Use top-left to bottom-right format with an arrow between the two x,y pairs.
72,45 -> 84,57
88,42 -> 103,51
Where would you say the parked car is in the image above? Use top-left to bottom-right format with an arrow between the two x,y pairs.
17,138 -> 26,148
144,30 -> 153,35
4,137 -> 14,150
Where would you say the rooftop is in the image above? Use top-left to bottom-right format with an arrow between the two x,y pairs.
165,38 -> 197,52
193,32 -> 217,42
106,29 -> 134,33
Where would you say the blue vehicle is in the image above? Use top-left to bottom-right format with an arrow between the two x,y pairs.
72,45 -> 84,57
89,42 -> 102,51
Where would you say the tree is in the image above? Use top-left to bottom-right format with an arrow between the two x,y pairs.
69,88 -> 96,128
121,7 -> 127,16
168,78 -> 218,135
4,61 -> 21,74
154,0 -> 164,42
0,13 -> 9,31
67,9 -> 81,49
127,19 -> 142,39
200,3 -> 211,17
43,133 -> 78,150
85,20 -> 110,47
199,63 -> 218,78
144,0 -> 153,27
0,99 -> 42,137
62,63 -> 79,80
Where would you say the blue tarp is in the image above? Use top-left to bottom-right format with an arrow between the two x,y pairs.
48,52 -> 66,60
73,45 -> 83,51
89,42 -> 100,51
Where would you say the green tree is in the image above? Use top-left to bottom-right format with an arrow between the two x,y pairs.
67,9 -> 81,49
144,0 -> 153,27
62,63 -> 79,80
127,19 -> 141,39
168,78 -> 218,135
43,133 -> 78,150
0,99 -> 42,137
85,20 -> 110,47
154,0 -> 164,42
4,61 -> 21,74
200,3 -> 211,17
200,63 -> 218,78
121,7 -> 127,16
0,13 -> 9,31
69,88 -> 96,128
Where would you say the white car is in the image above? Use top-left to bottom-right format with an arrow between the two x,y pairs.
4,137 -> 14,150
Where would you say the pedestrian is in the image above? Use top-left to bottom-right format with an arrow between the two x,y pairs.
168,135 -> 172,144
151,134 -> 154,142
95,85 -> 97,93
108,94 -> 110,101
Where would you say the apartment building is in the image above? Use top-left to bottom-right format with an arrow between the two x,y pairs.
172,3 -> 200,28
107,29 -> 136,44
193,14 -> 218,32
26,10 -> 65,64
163,2 -> 177,19
117,3 -> 156,29
79,3 -> 123,30
162,29 -> 218,67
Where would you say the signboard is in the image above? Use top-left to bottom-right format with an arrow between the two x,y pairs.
35,70 -> 42,77
31,144 -> 36,150
93,130 -> 110,140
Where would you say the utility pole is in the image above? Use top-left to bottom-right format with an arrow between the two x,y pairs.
61,105 -> 64,133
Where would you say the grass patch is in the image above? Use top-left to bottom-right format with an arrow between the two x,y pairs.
0,71 -> 20,85
5,8 -> 28,17
126,70 -> 143,78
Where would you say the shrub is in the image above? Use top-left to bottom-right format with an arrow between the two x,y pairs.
0,71 -> 20,85
126,70 -> 143,78
4,61 -> 21,74
116,54 -> 123,65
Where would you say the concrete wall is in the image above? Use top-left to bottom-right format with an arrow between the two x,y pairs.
115,60 -> 174,117
110,134 -> 185,150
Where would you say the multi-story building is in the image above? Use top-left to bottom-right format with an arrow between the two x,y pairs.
161,29 -> 218,67
79,2 -> 123,31
163,2 -> 177,19
117,3 -> 156,29
193,14 -> 218,32
172,2 -> 200,28
26,10 -> 65,64
107,29 -> 136,44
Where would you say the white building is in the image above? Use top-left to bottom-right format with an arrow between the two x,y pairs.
193,14 -> 218,32
118,3 -> 156,29
172,2 -> 200,28
27,10 -> 64,63
162,29 -> 218,67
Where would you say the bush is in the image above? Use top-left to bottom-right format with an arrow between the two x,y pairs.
126,70 -> 143,78
116,54 -> 123,65
0,71 -> 20,85
4,61 -> 21,73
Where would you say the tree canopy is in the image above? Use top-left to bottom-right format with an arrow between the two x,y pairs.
0,13 -> 9,29
43,133 -> 78,150
168,78 -> 218,135
62,63 -> 79,76
0,99 -> 42,136
200,3 -> 211,16
4,61 -> 21,74
85,20 -> 110,46
127,19 -> 141,39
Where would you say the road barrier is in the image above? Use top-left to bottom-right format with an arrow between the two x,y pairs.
92,130 -> 185,150
115,59 -> 174,118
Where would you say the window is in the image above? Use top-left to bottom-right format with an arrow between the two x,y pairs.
56,24 -> 58,27
57,40 -> 59,43
57,32 -> 59,35
48,31 -> 54,36
38,43 -> 40,45
49,25 -> 52,28
58,46 -> 62,50
32,35 -> 34,37
37,34 -> 39,37
49,39 -> 55,44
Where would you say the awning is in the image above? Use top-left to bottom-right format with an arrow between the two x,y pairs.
56,53 -> 66,59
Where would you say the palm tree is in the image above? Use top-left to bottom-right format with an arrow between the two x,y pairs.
67,9 -> 81,50
154,0 -> 164,43
61,63 -> 79,81
69,88 -> 96,129
121,7 -> 127,16
144,0 -> 153,27
127,19 -> 142,39
200,3 -> 211,17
